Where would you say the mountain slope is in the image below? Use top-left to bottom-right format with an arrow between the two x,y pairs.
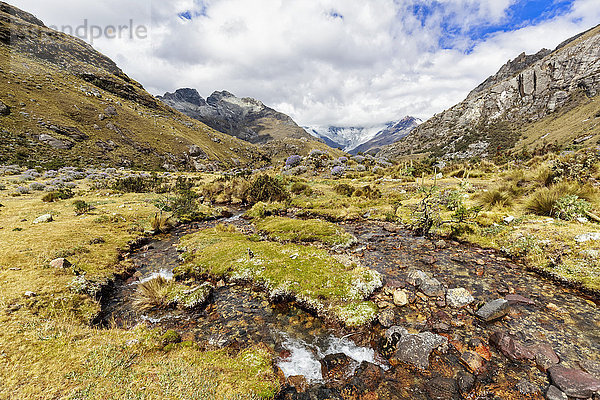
0,2 -> 264,171
380,25 -> 600,160
305,116 -> 420,154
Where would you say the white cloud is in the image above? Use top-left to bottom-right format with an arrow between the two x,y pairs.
7,0 -> 600,126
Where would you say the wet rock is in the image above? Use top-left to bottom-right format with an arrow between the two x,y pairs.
475,299 -> 510,322
407,270 -> 429,287
393,289 -> 409,306
489,332 -> 534,361
516,379 -> 540,395
456,371 -> 475,395
420,277 -> 445,297
426,377 -> 460,400
33,214 -> 53,224
321,353 -> 352,382
378,308 -> 397,328
287,375 -> 308,393
446,288 -> 474,308
460,351 -> 486,374
50,258 -> 72,269
385,326 -> 408,340
531,343 -> 560,371
579,360 -> 600,380
548,365 -> 600,398
377,380 -> 410,400
505,294 -> 535,306
427,310 -> 452,333
390,332 -> 448,370
546,385 -> 568,400
350,361 -> 384,392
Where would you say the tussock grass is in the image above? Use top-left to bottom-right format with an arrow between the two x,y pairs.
133,276 -> 176,312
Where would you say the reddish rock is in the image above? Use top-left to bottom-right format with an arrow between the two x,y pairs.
50,258 -> 72,269
489,332 -> 534,361
460,351 -> 486,374
426,377 -> 460,400
548,365 -> 600,399
351,361 -> 384,392
505,294 -> 535,305
287,375 -> 308,393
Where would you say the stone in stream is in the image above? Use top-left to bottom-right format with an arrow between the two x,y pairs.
320,353 -> 353,382
460,350 -> 486,374
378,308 -> 397,328
456,371 -> 475,395
420,277 -> 445,297
505,294 -> 535,306
545,385 -> 568,400
389,332 -> 448,370
489,332 -> 534,361
350,361 -> 384,392
532,343 -> 560,371
475,299 -> 510,322
547,365 -> 600,399
579,360 -> 600,380
406,270 -> 429,286
287,375 -> 308,393
516,379 -> 541,395
426,377 -> 460,400
446,288 -> 474,308
393,289 -> 409,306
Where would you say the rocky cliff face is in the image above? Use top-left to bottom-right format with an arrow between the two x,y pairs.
379,24 -> 600,160
159,89 -> 314,144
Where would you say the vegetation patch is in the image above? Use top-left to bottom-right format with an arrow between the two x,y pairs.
254,216 -> 355,247
176,226 -> 381,326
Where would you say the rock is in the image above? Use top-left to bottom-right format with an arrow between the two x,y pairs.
33,214 -> 53,224
531,343 -> 560,371
475,299 -> 510,322
579,360 -> 600,380
390,332 -> 448,370
38,134 -> 74,149
548,365 -> 600,398
420,277 -> 445,297
393,289 -> 409,306
320,353 -> 353,382
0,100 -> 10,116
378,308 -> 397,328
546,385 -> 568,400
188,145 -> 207,158
104,106 -> 118,116
23,291 -> 36,298
516,379 -> 540,395
385,326 -> 408,340
426,377 -> 460,400
505,294 -> 535,306
446,288 -> 474,308
504,215 -> 516,224
49,258 -> 72,269
287,375 -> 308,393
574,233 -> 600,243
456,371 -> 475,395
435,239 -> 447,249
577,217 -> 589,224
489,332 -> 534,361
351,361 -> 384,392
406,270 -> 429,287
460,351 -> 486,374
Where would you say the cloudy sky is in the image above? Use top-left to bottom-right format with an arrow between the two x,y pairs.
10,0 -> 600,127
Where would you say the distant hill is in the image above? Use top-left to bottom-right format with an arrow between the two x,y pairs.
0,2 -> 266,171
305,117 -> 420,154
379,24 -> 600,161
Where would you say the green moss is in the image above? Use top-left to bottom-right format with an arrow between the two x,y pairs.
176,227 -> 381,326
254,216 -> 355,247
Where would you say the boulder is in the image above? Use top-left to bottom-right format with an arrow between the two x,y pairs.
545,385 -> 567,400
548,365 -> 600,398
446,288 -> 474,308
406,270 -> 429,286
33,214 -> 53,224
49,258 -> 72,269
0,100 -> 10,116
390,332 -> 448,370
104,105 -> 118,116
475,299 -> 510,321
38,134 -> 73,150
574,233 -> 600,243
489,332 -> 534,361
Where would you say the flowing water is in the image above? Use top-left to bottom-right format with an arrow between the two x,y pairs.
98,215 -> 600,399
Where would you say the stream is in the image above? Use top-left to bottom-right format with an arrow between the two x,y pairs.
98,214 -> 600,400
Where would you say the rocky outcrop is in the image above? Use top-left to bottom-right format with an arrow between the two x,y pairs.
159,88 -> 314,144
379,24 -> 600,160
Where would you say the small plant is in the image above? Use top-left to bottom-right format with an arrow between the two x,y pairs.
478,189 -> 512,209
331,165 -> 346,177
290,182 -> 312,196
150,212 -> 176,233
73,200 -> 92,215
112,174 -> 166,193
42,188 -> 74,203
285,155 -> 303,168
133,276 -> 176,312
334,183 -> 355,197
412,185 -> 441,236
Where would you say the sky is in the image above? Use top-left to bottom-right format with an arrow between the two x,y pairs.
9,0 -> 600,127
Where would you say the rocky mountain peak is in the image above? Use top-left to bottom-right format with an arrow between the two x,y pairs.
165,88 -> 206,107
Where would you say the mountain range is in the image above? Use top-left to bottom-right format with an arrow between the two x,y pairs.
379,24 -> 600,160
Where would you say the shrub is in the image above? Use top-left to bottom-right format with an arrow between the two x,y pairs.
285,155 -> 303,168
15,186 -> 30,194
554,195 -> 592,221
29,182 -> 45,191
198,177 -> 250,204
112,174 -> 166,193
73,200 -> 92,215
353,185 -> 381,200
246,175 -> 289,204
526,182 -> 598,217
334,183 -> 355,197
331,165 -> 346,177
338,156 -> 348,164
42,188 -> 74,203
